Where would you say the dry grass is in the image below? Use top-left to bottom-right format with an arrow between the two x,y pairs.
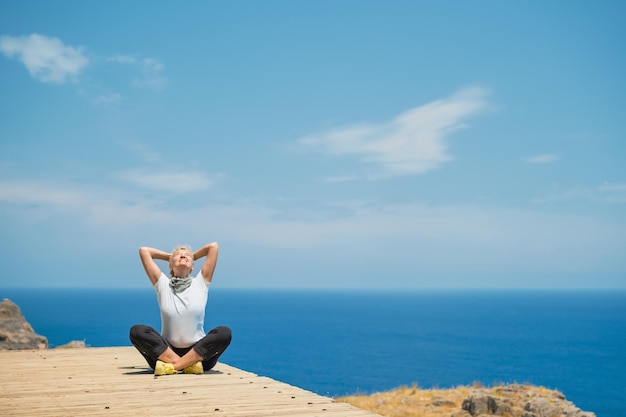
336,383 -> 565,417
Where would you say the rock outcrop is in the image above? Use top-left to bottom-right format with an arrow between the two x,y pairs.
458,386 -> 595,417
0,298 -> 48,350
55,340 -> 87,349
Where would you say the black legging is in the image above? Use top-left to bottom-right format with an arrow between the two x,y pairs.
129,324 -> 232,370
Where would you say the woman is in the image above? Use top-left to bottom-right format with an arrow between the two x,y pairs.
129,242 -> 232,375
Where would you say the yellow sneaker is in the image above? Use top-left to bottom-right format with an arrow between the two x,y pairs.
183,361 -> 203,374
154,360 -> 177,376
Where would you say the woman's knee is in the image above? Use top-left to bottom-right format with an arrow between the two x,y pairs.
212,326 -> 232,344
129,324 -> 149,342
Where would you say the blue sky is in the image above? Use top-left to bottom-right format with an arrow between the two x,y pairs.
1,1 -> 624,289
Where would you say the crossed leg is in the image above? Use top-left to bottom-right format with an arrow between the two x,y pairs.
129,324 -> 232,372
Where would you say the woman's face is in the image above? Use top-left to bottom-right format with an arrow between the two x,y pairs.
170,250 -> 193,276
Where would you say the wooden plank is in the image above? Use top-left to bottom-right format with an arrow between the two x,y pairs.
0,347 -> 380,417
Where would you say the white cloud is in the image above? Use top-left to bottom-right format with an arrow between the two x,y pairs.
590,182 -> 626,202
131,57 -> 167,90
533,182 -> 626,204
0,34 -> 88,83
0,180 -> 84,206
121,141 -> 162,163
106,55 -> 137,64
0,34 -> 167,92
142,58 -> 163,72
299,86 -> 490,177
0,177 -> 624,289
2,177 -> 617,257
2,178 -> 623,269
132,75 -> 167,90
599,182 -> 626,193
94,93 -> 123,104
106,55 -> 167,90
524,153 -> 560,164
321,175 -> 360,183
4,181 -> 168,240
113,169 -> 215,193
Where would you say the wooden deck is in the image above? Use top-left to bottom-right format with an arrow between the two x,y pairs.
0,346 -> 380,417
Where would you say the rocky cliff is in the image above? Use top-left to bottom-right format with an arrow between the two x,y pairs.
0,298 -> 48,350
458,386 -> 595,417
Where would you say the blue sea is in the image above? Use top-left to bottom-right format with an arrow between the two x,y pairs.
2,288 -> 624,417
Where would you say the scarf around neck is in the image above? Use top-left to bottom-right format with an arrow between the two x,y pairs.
170,276 -> 192,293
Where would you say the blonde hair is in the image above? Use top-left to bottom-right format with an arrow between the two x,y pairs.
169,245 -> 193,277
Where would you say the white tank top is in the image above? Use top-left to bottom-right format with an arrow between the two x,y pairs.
154,272 -> 210,348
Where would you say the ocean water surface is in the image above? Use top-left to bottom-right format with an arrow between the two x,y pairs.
2,288 -> 624,417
